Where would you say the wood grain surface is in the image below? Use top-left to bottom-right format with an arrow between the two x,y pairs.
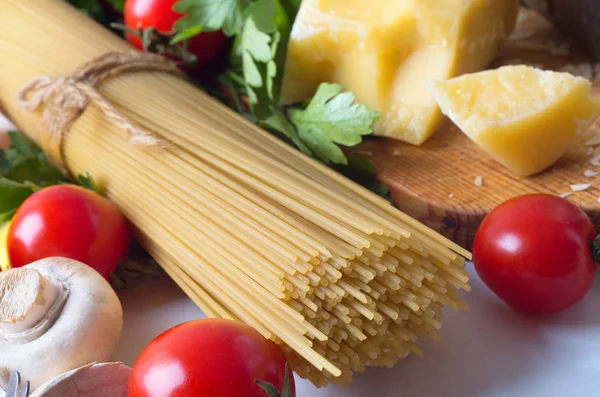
363,9 -> 600,251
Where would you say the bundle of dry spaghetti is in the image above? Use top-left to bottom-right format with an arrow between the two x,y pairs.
0,0 -> 471,386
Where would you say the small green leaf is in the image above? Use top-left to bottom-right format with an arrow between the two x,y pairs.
8,131 -> 37,157
173,0 -> 249,37
364,181 -> 390,198
170,25 -> 203,44
0,210 -> 16,224
262,111 -> 311,156
77,173 -> 99,192
0,152 -> 11,174
4,158 -> 63,185
0,131 -> 69,221
244,0 -> 279,33
0,178 -> 36,221
288,83 -> 381,164
107,0 -> 125,12
242,18 -> 273,64
242,51 -> 264,87
231,0 -> 297,121
346,156 -> 377,180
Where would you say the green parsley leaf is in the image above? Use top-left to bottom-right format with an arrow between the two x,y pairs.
288,83 -> 381,165
106,0 -> 124,12
171,26 -> 203,45
242,19 -> 273,81
8,131 -> 38,158
262,110 -> 311,156
0,152 -> 10,174
240,16 -> 278,119
4,157 -> 63,186
77,173 -> 100,192
244,0 -> 279,33
0,178 -> 33,223
173,0 -> 250,38
0,132 -> 68,222
236,0 -> 297,119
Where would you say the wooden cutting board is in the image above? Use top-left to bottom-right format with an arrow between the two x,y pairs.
363,9 -> 600,251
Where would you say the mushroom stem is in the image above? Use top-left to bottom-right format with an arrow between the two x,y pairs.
0,268 -> 67,342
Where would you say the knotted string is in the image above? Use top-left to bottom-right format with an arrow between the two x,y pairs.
17,50 -> 184,176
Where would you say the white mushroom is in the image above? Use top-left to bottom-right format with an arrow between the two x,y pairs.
0,258 -> 123,392
29,363 -> 131,397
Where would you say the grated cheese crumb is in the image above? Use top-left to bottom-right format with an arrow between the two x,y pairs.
559,192 -> 572,198
474,176 -> 483,187
570,183 -> 591,191
392,149 -> 402,157
588,147 -> 595,155
448,193 -> 455,199
591,156 -> 600,166
584,169 -> 599,177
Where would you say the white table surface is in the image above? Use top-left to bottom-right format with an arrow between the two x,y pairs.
112,262 -> 600,397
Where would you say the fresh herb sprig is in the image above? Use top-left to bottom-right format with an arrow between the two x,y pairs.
0,132 -> 67,222
171,0 -> 389,199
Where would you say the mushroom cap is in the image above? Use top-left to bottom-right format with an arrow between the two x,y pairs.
0,258 -> 123,391
30,362 -> 132,397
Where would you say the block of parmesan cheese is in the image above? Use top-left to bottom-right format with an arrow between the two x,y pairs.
281,0 -> 519,145
429,65 -> 600,176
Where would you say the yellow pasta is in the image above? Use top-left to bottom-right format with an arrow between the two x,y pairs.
0,0 -> 471,387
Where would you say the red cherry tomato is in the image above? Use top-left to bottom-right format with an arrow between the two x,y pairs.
473,194 -> 598,315
124,0 -> 228,68
129,318 -> 295,397
8,185 -> 130,279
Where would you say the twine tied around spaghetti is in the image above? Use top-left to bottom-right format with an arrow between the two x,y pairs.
17,50 -> 184,176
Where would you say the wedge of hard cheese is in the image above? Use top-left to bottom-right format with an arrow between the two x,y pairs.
429,65 -> 600,176
281,0 -> 519,145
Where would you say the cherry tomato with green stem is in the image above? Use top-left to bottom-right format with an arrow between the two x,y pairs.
124,0 -> 228,68
8,185 -> 131,280
129,318 -> 295,397
473,194 -> 598,315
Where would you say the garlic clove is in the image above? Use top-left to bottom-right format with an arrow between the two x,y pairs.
29,363 -> 131,397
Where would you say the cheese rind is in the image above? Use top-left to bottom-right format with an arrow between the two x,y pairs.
429,65 -> 600,176
282,0 -> 519,145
